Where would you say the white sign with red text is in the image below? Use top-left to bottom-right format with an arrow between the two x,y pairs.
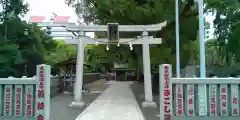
25,85 -> 34,116
14,85 -> 23,116
4,85 -> 12,116
220,84 -> 228,116
230,84 -> 239,116
209,84 -> 217,116
36,65 -> 50,120
175,84 -> 183,116
0,85 -> 2,115
186,84 -> 195,116
159,64 -> 172,120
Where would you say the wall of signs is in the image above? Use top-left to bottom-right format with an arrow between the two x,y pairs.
0,64 -> 51,119
170,82 -> 240,116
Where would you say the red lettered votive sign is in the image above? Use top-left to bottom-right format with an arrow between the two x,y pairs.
36,66 -> 45,120
163,65 -> 171,120
25,87 -> 33,116
15,87 -> 21,116
210,87 -> 217,115
177,87 -> 183,115
5,87 -> 11,116
220,87 -> 227,115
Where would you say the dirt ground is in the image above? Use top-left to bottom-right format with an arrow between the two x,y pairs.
50,79 -> 109,120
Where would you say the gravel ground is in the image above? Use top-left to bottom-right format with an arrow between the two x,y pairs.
131,82 -> 160,120
51,79 -> 109,120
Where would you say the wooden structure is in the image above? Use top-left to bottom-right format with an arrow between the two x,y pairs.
56,58 -> 76,77
111,68 -> 134,81
55,58 -> 99,94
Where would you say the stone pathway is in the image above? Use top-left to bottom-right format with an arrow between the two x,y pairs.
75,81 -> 145,120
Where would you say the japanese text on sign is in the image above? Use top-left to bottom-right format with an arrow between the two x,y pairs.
220,87 -> 227,115
177,87 -> 183,115
232,96 -> 238,115
26,88 -> 33,116
15,88 -> 21,116
210,87 -> 217,115
187,86 -> 194,115
37,66 -> 45,120
5,87 -> 11,116
231,85 -> 239,116
163,65 -> 171,120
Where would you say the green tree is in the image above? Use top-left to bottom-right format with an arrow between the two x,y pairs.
66,0 -> 200,75
0,37 -> 24,77
205,39 -> 222,66
45,41 -> 77,65
205,0 -> 240,65
0,0 -> 58,77
0,0 -> 29,21
0,18 -> 57,77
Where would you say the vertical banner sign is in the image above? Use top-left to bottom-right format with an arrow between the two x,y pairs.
209,84 -> 217,116
25,85 -> 34,116
220,84 -> 228,116
0,85 -> 2,115
175,84 -> 183,116
159,64 -> 172,120
230,84 -> 239,116
4,85 -> 13,116
36,65 -> 51,120
14,85 -> 23,116
186,84 -> 195,116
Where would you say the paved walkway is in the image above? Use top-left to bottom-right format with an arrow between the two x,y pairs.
75,81 -> 145,120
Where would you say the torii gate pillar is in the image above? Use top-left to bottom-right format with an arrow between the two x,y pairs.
63,22 -> 167,108
69,32 -> 85,108
141,32 -> 157,108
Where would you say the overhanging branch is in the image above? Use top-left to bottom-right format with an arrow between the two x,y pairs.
157,3 -> 198,38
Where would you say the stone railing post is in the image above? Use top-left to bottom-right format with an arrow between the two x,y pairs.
36,64 -> 51,120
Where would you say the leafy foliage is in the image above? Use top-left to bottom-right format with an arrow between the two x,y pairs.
0,0 -> 58,77
44,41 -> 76,65
205,0 -> 240,65
0,37 -> 23,77
0,0 -> 29,20
66,0 -> 200,74
0,18 -> 57,77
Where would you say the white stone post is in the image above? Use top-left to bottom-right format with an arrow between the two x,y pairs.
159,64 -> 172,120
141,31 -> 157,108
36,64 -> 51,120
69,32 -> 85,108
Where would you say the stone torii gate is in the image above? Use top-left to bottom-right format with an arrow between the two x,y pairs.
62,21 -> 167,108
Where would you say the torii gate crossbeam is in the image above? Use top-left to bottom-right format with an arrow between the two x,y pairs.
64,22 -> 167,108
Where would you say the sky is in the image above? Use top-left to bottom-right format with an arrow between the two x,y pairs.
23,0 -> 78,22
23,0 -> 215,39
